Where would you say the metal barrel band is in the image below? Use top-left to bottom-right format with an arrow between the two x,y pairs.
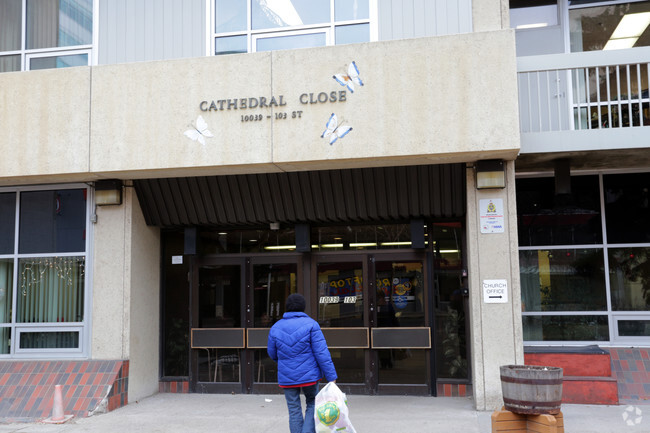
500,375 -> 563,386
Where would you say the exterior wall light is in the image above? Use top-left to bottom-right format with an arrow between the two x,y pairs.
95,179 -> 123,205
475,159 -> 506,189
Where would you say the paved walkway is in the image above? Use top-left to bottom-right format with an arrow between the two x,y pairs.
0,393 -> 648,432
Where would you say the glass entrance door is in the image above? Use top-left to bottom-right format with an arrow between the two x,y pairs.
313,253 -> 430,395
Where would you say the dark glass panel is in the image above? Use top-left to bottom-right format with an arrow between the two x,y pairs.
378,349 -> 426,384
375,261 -> 424,327
604,173 -> 650,244
523,315 -> 609,341
0,259 -> 13,324
520,249 -> 606,312
199,264 -> 241,328
313,224 -> 412,251
516,176 -> 602,246
199,228 -> 296,254
0,193 -> 16,253
19,331 -> 79,348
19,189 -> 86,254
330,349 -> 364,383
197,348 -> 240,383
253,263 -> 297,327
0,327 -> 9,354
618,320 -> 650,337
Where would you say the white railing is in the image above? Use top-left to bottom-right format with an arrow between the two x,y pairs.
517,47 -> 650,133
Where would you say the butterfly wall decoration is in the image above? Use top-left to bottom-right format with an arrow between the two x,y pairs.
333,61 -> 363,93
321,113 -> 352,145
183,115 -> 213,145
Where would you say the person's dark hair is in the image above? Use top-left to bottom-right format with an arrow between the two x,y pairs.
285,293 -> 306,312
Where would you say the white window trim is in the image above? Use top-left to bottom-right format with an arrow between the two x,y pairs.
208,0 -> 376,55
0,183 -> 93,359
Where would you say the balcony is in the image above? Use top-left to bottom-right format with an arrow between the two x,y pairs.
517,47 -> 650,158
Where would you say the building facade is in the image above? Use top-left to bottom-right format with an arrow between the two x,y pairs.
0,0 -> 647,420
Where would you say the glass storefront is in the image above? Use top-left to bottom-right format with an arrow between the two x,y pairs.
517,171 -> 650,343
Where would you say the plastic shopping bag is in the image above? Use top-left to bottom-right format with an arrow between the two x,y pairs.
314,382 -> 357,433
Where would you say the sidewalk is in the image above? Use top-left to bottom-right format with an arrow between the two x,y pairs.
0,392 -> 648,433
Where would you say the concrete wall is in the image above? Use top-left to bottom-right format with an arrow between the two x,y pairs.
473,0 -> 510,32
125,187 -> 161,401
465,161 -> 524,410
0,31 -> 520,186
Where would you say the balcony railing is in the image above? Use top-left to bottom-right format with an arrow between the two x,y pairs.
517,47 -> 650,133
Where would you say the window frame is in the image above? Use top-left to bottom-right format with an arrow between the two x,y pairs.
517,170 -> 650,346
0,0 -> 96,72
208,0 -> 378,56
0,183 -> 93,359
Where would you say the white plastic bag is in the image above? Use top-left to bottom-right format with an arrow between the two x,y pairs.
314,382 -> 357,433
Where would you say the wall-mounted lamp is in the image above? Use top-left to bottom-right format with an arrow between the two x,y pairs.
95,179 -> 123,205
475,159 -> 506,189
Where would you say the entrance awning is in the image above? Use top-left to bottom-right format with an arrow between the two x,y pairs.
133,164 -> 466,227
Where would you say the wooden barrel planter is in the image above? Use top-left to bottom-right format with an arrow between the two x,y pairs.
500,365 -> 563,415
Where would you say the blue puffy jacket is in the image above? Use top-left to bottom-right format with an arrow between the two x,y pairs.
267,312 -> 338,386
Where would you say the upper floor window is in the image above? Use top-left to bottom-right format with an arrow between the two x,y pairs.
0,0 -> 93,73
510,0 -> 559,29
212,0 -> 373,55
570,0 -> 650,51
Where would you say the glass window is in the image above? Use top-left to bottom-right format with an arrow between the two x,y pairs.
313,224 -> 413,251
215,0 -> 247,33
335,24 -> 370,45
0,0 -> 22,51
0,259 -> 13,325
0,55 -> 21,73
26,0 -> 93,49
516,176 -> 602,246
618,319 -> 650,336
510,2 -> 558,29
317,261 -> 363,327
520,249 -> 607,312
335,0 -> 369,21
604,173 -> 650,244
609,247 -> 650,311
378,349 -> 426,384
0,328 -> 9,354
19,189 -> 87,254
570,1 -> 650,52
19,331 -> 79,349
253,263 -> 297,327
523,315 -> 609,341
16,256 -> 85,323
199,228 -> 297,254
256,32 -> 326,52
29,53 -> 88,70
252,0 -> 330,30
199,264 -> 241,328
215,35 -> 247,55
329,349 -> 364,383
0,193 -> 16,254
375,260 -> 424,327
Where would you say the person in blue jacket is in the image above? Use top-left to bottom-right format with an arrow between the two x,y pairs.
268,293 -> 338,433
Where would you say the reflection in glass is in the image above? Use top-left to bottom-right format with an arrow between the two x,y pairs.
215,35 -> 247,55
19,189 -> 87,254
0,193 -> 16,254
252,0 -> 329,30
27,0 -> 93,49
516,176 -> 602,246
253,263 -> 297,327
378,349 -> 426,384
604,173 -> 650,244
335,0 -> 369,21
570,1 -> 650,52
335,24 -> 369,45
197,348 -> 240,382
619,320 -> 650,336
215,0 -> 247,33
199,265 -> 241,328
523,315 -> 609,341
19,331 -> 79,348
17,257 -> 85,323
330,349 -> 364,383
375,261 -> 424,327
0,55 -> 21,73
30,53 -> 88,70
317,262 -> 363,327
0,0 -> 21,51
256,32 -> 326,52
520,249 -> 606,312
609,247 -> 650,311
432,222 -> 468,379
0,259 -> 13,325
